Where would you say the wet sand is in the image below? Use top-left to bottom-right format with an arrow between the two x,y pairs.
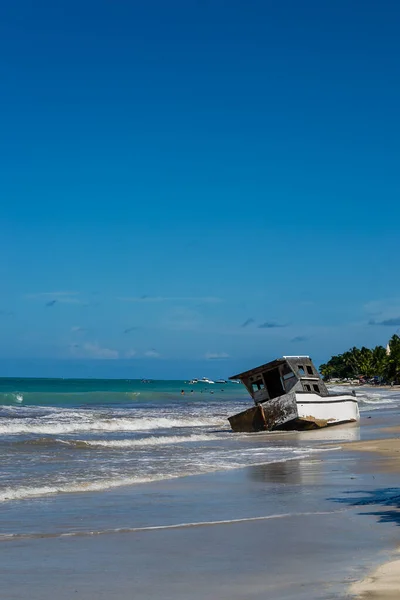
2,414 -> 400,599
344,435 -> 400,472
0,460 -> 394,600
344,429 -> 400,599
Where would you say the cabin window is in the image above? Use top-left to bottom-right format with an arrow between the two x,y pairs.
313,384 -> 320,393
306,365 -> 313,375
304,384 -> 311,392
283,371 -> 295,381
298,365 -> 305,375
251,379 -> 265,392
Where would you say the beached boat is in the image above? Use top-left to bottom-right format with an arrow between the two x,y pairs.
228,356 -> 359,432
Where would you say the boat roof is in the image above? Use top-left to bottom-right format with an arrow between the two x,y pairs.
229,356 -> 312,380
229,358 -> 287,380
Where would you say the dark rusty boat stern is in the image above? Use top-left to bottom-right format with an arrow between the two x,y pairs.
228,392 -> 298,433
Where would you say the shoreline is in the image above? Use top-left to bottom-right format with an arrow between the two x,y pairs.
350,554 -> 400,600
1,445 -> 398,600
327,382 -> 400,391
3,401 -> 400,599
343,428 -> 400,598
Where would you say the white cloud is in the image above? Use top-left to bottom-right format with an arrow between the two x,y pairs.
205,352 -> 230,360
144,350 -> 160,358
81,342 -> 119,359
125,349 -> 137,358
71,326 -> 87,332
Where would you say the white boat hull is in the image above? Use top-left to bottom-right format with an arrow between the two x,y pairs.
228,391 -> 359,432
295,393 -> 360,427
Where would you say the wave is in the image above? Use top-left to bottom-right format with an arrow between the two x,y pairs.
359,397 -> 396,405
357,391 -> 400,409
0,393 -> 24,404
20,433 -> 223,449
0,416 -> 226,436
63,433 -> 222,448
0,509 -> 346,541
0,455 -> 308,503
0,442 -> 341,502
0,473 -> 178,502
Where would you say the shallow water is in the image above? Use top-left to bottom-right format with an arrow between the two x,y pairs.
1,379 -> 400,598
0,379 -> 397,505
2,450 -> 400,600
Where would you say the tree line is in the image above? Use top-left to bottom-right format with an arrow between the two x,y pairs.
319,334 -> 400,383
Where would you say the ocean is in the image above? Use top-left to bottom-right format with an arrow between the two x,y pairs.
2,378 -> 400,599
0,377 -> 398,510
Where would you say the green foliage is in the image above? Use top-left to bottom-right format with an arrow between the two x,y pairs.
319,336 -> 400,383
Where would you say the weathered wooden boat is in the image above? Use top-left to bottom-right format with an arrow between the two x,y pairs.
228,356 -> 359,432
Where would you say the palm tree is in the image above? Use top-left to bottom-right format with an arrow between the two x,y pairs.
371,345 -> 386,377
383,335 -> 400,383
319,363 -> 334,381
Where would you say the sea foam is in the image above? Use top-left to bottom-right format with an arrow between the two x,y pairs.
0,416 -> 225,436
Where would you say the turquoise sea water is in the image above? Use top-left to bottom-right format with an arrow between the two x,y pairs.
0,377 -> 250,506
0,377 -> 238,406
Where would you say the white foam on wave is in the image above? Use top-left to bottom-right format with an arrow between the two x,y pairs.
0,458 -> 284,503
0,416 -> 225,436
357,391 -> 400,410
328,385 -> 356,394
0,509 -> 347,540
68,433 -> 222,448
360,397 -> 395,405
0,474 -> 178,502
328,385 -> 400,409
293,446 -> 342,454
1,404 -> 93,417
0,392 -> 25,405
0,443 -> 342,503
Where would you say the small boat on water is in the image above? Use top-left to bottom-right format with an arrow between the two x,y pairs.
216,379 -> 227,384
228,356 -> 359,432
189,377 -> 216,385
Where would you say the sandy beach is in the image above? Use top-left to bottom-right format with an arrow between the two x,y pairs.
1,447 -> 396,600
350,556 -> 400,600
343,430 -> 400,599
2,387 -> 400,599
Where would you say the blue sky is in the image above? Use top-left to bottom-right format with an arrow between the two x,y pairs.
1,0 -> 399,378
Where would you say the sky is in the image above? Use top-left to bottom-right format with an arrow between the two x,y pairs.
1,0 -> 400,378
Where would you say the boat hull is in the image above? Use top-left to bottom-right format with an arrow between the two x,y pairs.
228,392 -> 359,433
295,393 -> 359,428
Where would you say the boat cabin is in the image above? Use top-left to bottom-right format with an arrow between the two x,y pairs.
229,356 -> 328,404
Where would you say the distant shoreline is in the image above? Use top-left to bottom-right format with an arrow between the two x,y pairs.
327,382 -> 400,391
